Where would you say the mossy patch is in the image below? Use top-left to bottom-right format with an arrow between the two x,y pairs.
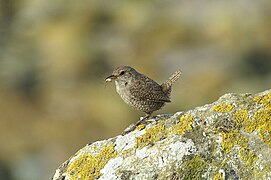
66,144 -> 117,179
178,156 -> 208,179
136,125 -> 165,149
173,114 -> 193,135
213,104 -> 233,113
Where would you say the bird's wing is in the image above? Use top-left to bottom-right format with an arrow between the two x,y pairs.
129,74 -> 171,103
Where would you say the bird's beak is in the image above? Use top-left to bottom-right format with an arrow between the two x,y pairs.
105,75 -> 117,82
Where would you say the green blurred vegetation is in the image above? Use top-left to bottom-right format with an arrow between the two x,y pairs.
0,0 -> 271,179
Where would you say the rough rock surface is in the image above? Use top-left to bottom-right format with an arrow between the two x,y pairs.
53,90 -> 271,180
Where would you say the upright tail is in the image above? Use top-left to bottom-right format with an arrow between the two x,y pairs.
161,70 -> 182,93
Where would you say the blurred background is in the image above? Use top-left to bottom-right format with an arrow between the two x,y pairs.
0,0 -> 271,179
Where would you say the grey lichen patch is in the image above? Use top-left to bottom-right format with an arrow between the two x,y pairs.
115,130 -> 145,152
167,139 -> 196,160
99,156 -> 124,180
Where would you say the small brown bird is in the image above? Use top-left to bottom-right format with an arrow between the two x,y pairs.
105,66 -> 181,132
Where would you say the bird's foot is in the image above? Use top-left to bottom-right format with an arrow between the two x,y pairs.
122,115 -> 151,135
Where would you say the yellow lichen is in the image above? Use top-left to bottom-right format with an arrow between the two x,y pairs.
173,114 -> 193,135
136,125 -> 165,149
234,110 -> 257,133
254,109 -> 271,147
221,130 -> 248,154
214,173 -> 224,180
67,144 -> 117,179
253,93 -> 271,147
120,148 -> 133,155
213,104 -> 233,113
254,93 -> 271,110
233,98 -> 271,148
135,124 -> 146,131
221,130 -> 258,169
239,148 -> 258,168
180,156 -> 208,179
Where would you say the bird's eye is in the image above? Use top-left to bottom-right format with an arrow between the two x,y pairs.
120,71 -> 125,75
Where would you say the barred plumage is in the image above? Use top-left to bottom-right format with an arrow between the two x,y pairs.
161,70 -> 182,94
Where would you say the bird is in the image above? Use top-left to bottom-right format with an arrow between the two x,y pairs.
105,66 -> 181,133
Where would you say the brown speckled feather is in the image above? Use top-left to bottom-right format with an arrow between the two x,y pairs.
129,73 -> 171,103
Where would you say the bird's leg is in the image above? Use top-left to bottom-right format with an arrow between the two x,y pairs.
122,113 -> 151,135
135,114 -> 151,126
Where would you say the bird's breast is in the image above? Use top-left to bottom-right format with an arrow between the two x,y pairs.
115,81 -> 128,97
115,80 -> 133,104
115,81 -> 120,93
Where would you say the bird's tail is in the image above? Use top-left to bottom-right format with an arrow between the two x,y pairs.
161,70 -> 182,93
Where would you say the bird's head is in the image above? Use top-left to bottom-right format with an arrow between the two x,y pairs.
105,66 -> 137,83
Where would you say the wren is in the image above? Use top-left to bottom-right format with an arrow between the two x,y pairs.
105,66 -> 181,133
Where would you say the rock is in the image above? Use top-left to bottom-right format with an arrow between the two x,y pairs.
52,90 -> 271,180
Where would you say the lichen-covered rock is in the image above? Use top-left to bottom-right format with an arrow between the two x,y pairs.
53,90 -> 271,180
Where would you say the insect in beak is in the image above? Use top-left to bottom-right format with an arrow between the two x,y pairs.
105,75 -> 117,82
